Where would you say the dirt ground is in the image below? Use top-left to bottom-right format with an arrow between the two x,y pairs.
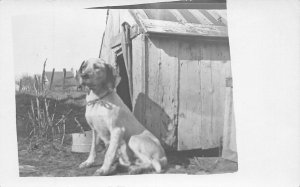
18,136 -> 237,177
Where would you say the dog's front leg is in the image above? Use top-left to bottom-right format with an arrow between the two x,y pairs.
79,130 -> 97,168
94,127 -> 124,176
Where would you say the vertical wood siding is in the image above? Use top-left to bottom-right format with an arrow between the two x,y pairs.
132,35 -> 179,149
145,37 -> 179,149
132,35 -> 146,128
178,41 -> 230,150
131,35 -> 143,110
221,46 -> 236,158
177,41 -> 202,150
134,36 -> 231,150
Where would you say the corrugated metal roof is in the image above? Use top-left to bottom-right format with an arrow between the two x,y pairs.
130,9 -> 228,37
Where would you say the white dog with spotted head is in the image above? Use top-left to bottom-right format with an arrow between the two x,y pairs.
77,58 -> 167,175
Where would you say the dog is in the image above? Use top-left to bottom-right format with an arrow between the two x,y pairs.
77,58 -> 167,176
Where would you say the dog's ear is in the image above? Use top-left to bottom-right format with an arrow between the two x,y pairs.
93,58 -> 106,70
78,60 -> 86,74
104,63 -> 121,89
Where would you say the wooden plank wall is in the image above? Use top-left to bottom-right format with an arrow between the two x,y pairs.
136,36 -> 231,150
131,34 -> 231,150
178,40 -> 231,150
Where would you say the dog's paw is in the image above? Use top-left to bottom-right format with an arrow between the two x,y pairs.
129,165 -> 154,175
79,160 -> 94,169
94,164 -> 117,176
128,166 -> 144,175
94,167 -> 109,176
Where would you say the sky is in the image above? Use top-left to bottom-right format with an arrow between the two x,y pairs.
12,2 -> 107,78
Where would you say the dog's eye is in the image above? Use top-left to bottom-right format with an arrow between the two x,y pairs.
93,63 -> 101,70
81,74 -> 89,79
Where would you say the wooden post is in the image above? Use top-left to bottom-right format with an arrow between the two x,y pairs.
34,75 -> 39,94
49,68 -> 55,90
19,80 -> 22,92
38,76 -> 41,92
222,73 -> 237,162
41,58 -> 47,91
63,68 -> 66,90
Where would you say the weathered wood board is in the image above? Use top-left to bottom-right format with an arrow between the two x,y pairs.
131,35 -> 143,110
210,45 -> 226,147
141,19 -> 227,37
131,34 -> 148,133
221,48 -> 237,161
177,41 -> 203,150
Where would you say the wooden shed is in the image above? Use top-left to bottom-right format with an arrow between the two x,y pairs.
99,8 -> 236,161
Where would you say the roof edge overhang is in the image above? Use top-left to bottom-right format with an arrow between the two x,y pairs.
109,23 -> 228,51
139,18 -> 228,38
144,31 -> 229,42
127,9 -> 228,39
87,0 -> 226,10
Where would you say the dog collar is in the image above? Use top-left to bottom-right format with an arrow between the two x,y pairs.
86,90 -> 113,107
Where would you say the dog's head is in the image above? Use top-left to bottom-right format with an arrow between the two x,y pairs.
77,58 -> 120,91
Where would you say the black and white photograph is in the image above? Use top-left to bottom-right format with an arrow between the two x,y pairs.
13,1 -> 238,177
0,0 -> 299,186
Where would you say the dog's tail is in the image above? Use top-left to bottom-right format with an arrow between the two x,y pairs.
151,156 -> 167,173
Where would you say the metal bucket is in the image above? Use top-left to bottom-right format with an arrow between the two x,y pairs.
71,131 -> 92,153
